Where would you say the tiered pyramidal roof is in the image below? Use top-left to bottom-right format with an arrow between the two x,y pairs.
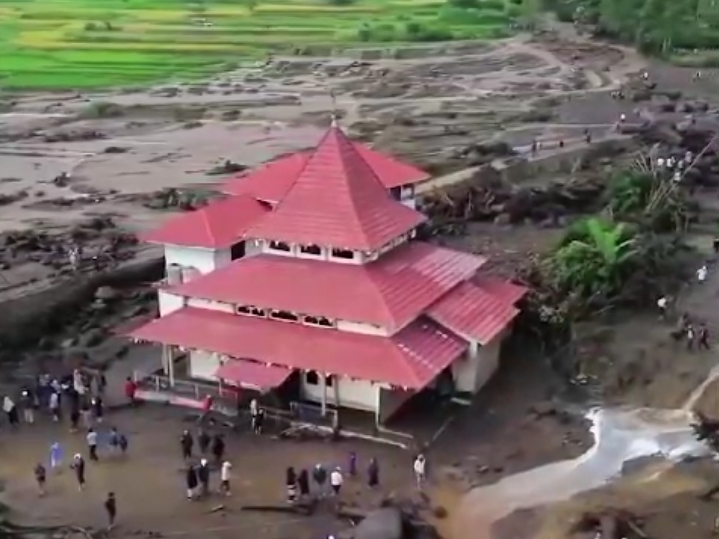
245,124 -> 426,251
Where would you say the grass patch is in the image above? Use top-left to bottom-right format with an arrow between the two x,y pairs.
0,0 -> 515,90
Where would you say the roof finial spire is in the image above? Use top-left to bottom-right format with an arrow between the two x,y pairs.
329,88 -> 338,128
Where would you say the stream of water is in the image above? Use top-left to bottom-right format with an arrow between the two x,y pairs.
454,363 -> 719,536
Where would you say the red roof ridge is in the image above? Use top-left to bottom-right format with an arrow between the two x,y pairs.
245,126 -> 426,251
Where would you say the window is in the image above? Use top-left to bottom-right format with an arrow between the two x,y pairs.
237,305 -> 266,317
304,315 -> 334,328
230,241 -> 245,260
325,375 -> 334,387
236,305 -> 251,315
330,248 -> 354,260
270,310 -> 299,322
300,244 -> 322,256
389,186 -> 401,201
306,371 -> 319,385
249,307 -> 266,317
268,241 -> 291,252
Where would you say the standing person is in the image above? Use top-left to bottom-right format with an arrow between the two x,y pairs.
49,390 -> 61,422
413,454 -> 426,489
92,396 -> 104,424
699,324 -> 711,350
657,296 -> 668,320
286,467 -> 298,504
3,396 -> 18,428
124,377 -> 137,406
71,454 -> 86,491
211,433 -> 225,465
34,463 -> 47,496
20,389 -> 35,424
186,465 -> 198,500
197,459 -> 210,497
367,458 -> 379,489
50,442 -> 63,471
312,464 -> 327,498
181,430 -> 193,460
698,265 -> 708,283
297,469 -> 310,500
249,398 -> 258,426
104,493 -> 116,529
687,325 -> 696,351
87,428 -> 99,461
69,399 -> 80,433
80,398 -> 92,430
220,461 -> 232,496
330,467 -> 343,497
198,428 -> 210,455
109,427 -> 120,454
119,432 -> 129,455
348,451 -> 357,478
254,407 -> 265,435
97,371 -> 107,396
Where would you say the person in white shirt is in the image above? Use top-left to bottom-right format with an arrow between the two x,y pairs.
49,391 -> 60,422
413,454 -> 426,488
330,467 -> 343,496
698,265 -> 707,283
657,296 -> 668,319
87,428 -> 99,461
220,461 -> 232,496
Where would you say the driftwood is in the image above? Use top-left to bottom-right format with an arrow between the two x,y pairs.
241,502 -> 316,516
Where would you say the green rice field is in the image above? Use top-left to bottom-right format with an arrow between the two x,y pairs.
0,0 -> 516,90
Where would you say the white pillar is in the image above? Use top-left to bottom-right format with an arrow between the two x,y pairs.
320,374 -> 327,416
168,346 -> 175,387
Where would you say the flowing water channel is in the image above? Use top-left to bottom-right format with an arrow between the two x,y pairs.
453,362 -> 719,537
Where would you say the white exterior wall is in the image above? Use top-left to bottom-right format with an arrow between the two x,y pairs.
451,334 -> 503,394
189,350 -> 222,381
164,245 -> 231,275
245,240 -> 262,257
158,290 -> 185,317
301,374 -> 379,412
186,298 -> 234,313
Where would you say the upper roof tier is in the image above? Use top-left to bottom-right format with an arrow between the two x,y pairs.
222,136 -> 429,203
244,124 -> 427,252
140,194 -> 270,249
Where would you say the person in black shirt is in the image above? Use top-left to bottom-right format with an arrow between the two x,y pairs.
180,430 -> 193,460
198,429 -> 210,454
71,454 -> 85,491
104,492 -> 116,529
34,463 -> 46,496
186,465 -> 198,500
297,469 -> 310,499
197,459 -> 210,497
211,434 -> 225,465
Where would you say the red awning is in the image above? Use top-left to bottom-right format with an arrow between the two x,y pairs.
129,307 -> 467,389
216,359 -> 292,391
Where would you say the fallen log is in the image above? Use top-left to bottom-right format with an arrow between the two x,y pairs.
241,502 -> 316,516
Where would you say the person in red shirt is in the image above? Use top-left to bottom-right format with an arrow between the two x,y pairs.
124,377 -> 137,406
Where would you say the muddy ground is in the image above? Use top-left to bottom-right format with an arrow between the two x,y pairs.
1,21 -> 719,539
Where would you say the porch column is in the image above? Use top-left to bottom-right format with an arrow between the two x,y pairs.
168,346 -> 175,387
320,374 -> 327,416
161,344 -> 169,376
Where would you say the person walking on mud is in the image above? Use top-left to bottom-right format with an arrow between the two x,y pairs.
198,428 -> 210,455
71,454 -> 86,491
92,395 -> 104,424
34,463 -> 47,496
104,493 -> 117,529
413,454 -> 427,489
297,469 -> 310,500
197,459 -> 210,497
49,390 -> 61,422
181,430 -> 194,460
699,324 -> 711,350
687,324 -> 697,351
186,465 -> 198,500
211,433 -> 225,465
87,428 -> 99,461
313,464 -> 327,498
3,395 -> 19,428
220,461 -> 232,496
286,467 -> 298,504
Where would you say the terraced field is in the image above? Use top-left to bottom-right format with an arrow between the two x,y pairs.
0,0 -> 514,90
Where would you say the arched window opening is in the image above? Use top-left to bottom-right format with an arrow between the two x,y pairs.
331,248 -> 354,260
268,241 -> 291,252
306,371 -> 319,385
300,244 -> 322,256
270,310 -> 299,322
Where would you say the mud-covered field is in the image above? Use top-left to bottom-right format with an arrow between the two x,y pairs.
2,22 -> 719,539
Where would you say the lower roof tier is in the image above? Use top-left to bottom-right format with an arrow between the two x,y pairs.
168,241 -> 487,332
129,307 -> 467,389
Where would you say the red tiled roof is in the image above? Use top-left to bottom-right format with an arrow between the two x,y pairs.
130,307 -> 467,388
140,195 -> 270,248
426,281 -> 523,345
215,359 -> 292,390
222,139 -> 429,202
472,275 -> 528,305
244,126 -> 426,251
169,242 -> 486,332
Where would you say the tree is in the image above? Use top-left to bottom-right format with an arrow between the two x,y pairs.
548,217 -> 637,300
